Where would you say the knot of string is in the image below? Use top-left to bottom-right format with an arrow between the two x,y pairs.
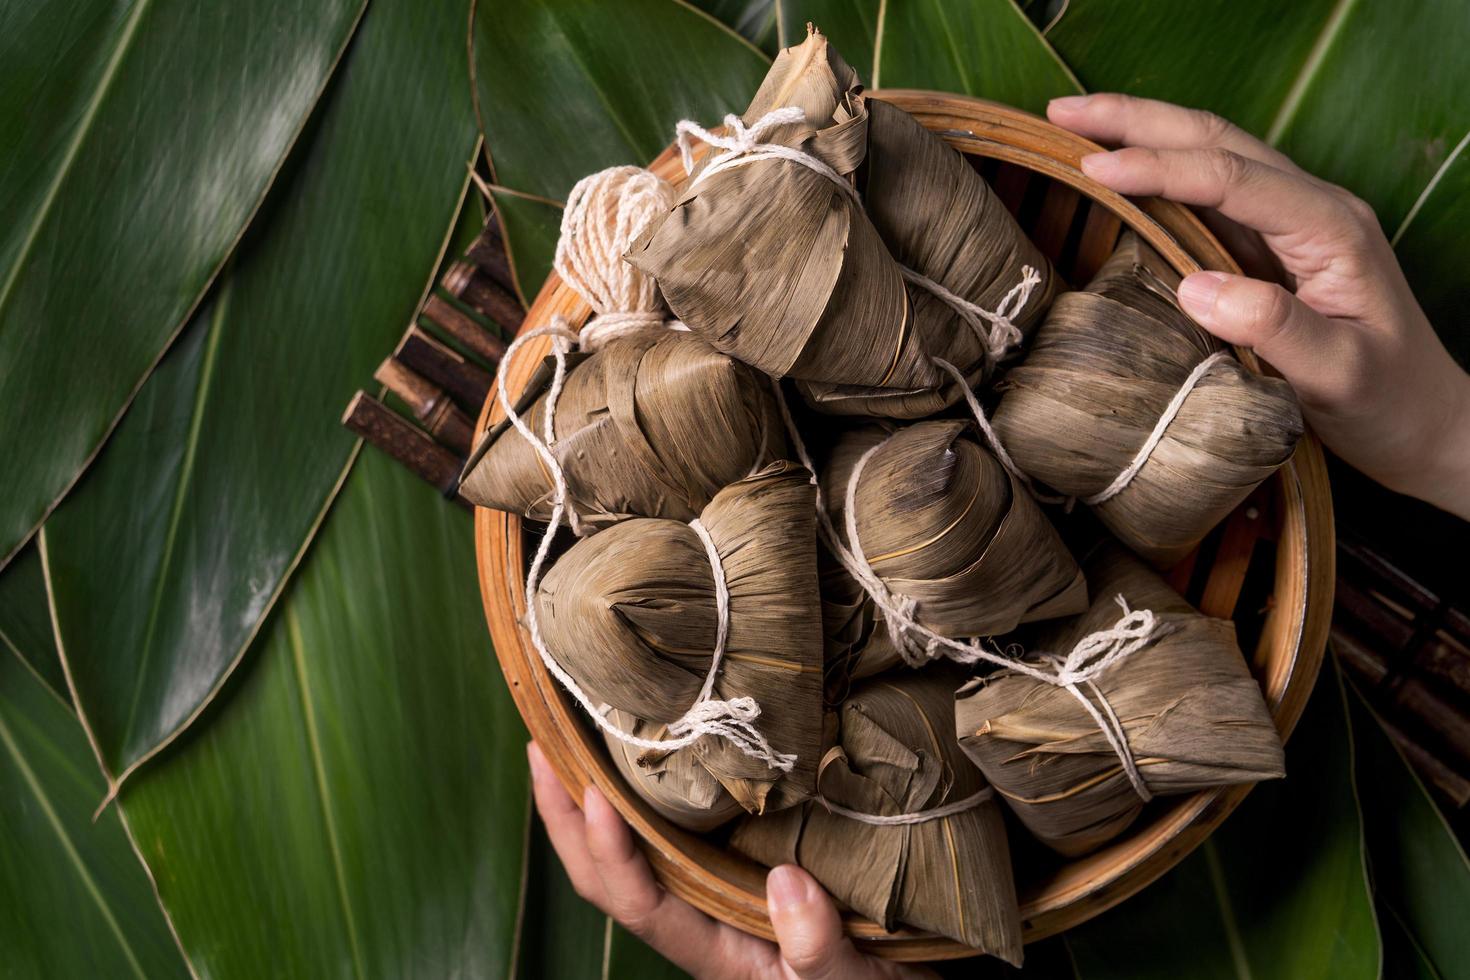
770,379 -> 1156,800
675,107 -> 1036,366
554,166 -> 686,351
497,320 -> 795,773
820,786 -> 994,826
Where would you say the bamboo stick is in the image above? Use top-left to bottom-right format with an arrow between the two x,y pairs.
422,293 -> 509,365
341,392 -> 466,504
395,326 -> 492,413
468,222 -> 517,294
441,260 -> 524,335
373,358 -> 474,456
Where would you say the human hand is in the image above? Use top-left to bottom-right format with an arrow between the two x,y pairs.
1047,93 -> 1470,519
527,742 -> 935,980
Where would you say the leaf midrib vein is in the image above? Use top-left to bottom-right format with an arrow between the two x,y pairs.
0,0 -> 156,319
287,606 -> 367,980
0,704 -> 148,979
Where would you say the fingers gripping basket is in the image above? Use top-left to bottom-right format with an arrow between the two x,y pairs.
474,93 -> 1335,961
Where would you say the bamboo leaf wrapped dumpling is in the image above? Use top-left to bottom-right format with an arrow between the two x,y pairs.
627,27 -> 1027,418
992,233 -> 1303,564
796,96 -> 1062,417
731,670 -> 1022,962
603,709 -> 744,832
458,330 -> 784,529
822,420 -> 1087,669
536,462 -> 824,815
954,543 -> 1285,856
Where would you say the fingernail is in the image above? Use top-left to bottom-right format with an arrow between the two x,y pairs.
1079,151 -> 1121,178
767,865 -> 812,913
1177,271 -> 1230,320
526,742 -> 544,782
1049,95 -> 1092,112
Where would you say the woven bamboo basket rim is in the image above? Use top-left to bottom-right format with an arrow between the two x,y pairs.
474,91 -> 1336,961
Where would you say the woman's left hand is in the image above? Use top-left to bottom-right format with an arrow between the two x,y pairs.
527,742 -> 934,980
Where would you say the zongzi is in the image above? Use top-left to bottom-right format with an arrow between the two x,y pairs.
627,26 -> 1042,418
822,420 -> 1087,664
603,709 -> 744,832
536,462 -> 825,814
992,233 -> 1303,564
459,330 -> 785,529
954,543 -> 1285,856
731,669 -> 1022,961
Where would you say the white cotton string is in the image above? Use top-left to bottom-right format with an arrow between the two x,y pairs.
769,379 -> 1156,799
819,786 -> 994,826
1082,351 -> 1230,506
674,107 -> 1035,358
930,357 -> 1066,506
498,321 -> 794,772
554,166 -> 684,351
902,265 -> 1041,364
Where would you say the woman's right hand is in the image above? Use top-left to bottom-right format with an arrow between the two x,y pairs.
1048,93 -> 1470,518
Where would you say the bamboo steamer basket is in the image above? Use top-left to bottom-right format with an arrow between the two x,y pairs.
474,92 -> 1335,961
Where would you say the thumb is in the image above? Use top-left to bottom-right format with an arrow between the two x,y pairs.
766,866 -> 877,979
1176,271 -> 1342,400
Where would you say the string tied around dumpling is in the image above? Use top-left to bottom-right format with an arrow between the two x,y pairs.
1080,350 -> 1231,505
820,786 -> 995,826
554,165 -> 688,351
771,389 -> 1157,799
675,106 -> 1038,366
494,320 -> 796,775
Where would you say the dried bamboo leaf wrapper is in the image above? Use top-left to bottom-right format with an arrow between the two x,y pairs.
536,462 -> 825,813
794,97 -> 1065,419
823,421 -> 1087,645
459,331 -> 784,528
863,96 -> 1060,344
629,28 -> 995,417
603,709 -> 744,832
954,544 -> 1285,856
731,671 -> 1021,961
993,234 -> 1303,564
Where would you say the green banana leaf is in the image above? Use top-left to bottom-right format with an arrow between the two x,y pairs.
1392,137 -> 1470,366
1063,662 -> 1380,978
690,0 -> 780,54
775,0 -> 1079,107
517,816 -> 690,979
0,645 -> 189,978
471,0 -> 770,300
0,543 -> 64,699
1348,679 -> 1470,977
112,450 -> 528,978
43,0 -> 480,788
0,0 -> 366,567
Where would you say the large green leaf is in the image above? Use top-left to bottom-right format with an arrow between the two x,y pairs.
690,0 -> 780,54
472,0 -> 769,204
1064,664 -> 1380,978
112,450 -> 527,979
1044,1 -> 1470,231
0,543 -> 64,699
778,0 -> 1080,106
1392,133 -> 1470,366
0,645 -> 189,978
1347,677 -> 1470,977
43,0 -> 480,787
487,190 -> 564,306
0,0 -> 366,566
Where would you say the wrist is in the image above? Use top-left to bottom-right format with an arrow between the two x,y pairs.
1414,368 -> 1470,519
